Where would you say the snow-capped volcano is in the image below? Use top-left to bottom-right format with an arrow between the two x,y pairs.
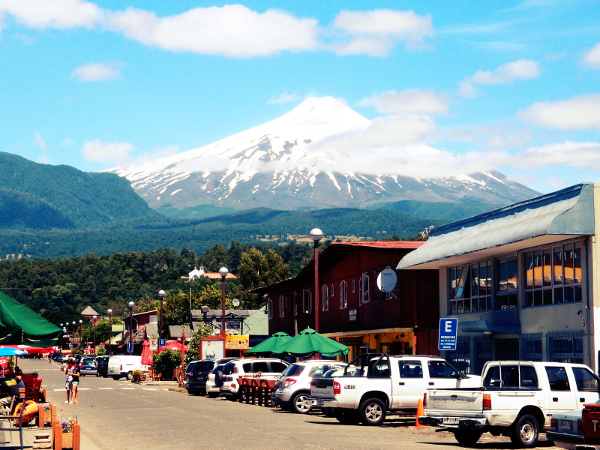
111,97 -> 538,212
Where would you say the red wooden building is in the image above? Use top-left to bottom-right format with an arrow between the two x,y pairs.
254,241 -> 440,360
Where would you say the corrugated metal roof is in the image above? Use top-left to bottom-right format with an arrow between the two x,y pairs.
330,241 -> 424,249
398,183 -> 595,270
169,325 -> 193,338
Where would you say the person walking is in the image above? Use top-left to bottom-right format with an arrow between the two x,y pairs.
70,362 -> 81,404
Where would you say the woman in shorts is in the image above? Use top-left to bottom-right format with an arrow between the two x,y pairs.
64,359 -> 74,404
70,362 -> 80,404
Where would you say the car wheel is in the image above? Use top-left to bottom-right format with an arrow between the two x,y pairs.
510,414 -> 538,448
454,430 -> 483,446
200,389 -> 207,396
334,409 -> 360,425
112,376 -> 121,380
359,398 -> 386,426
207,393 -> 219,398
126,372 -> 134,381
292,392 -> 312,414
188,389 -> 199,396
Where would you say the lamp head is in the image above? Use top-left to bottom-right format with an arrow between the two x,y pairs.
79,319 -> 82,324
158,290 -> 166,298
219,267 -> 229,278
201,305 -> 209,313
107,309 -> 112,316
93,315 -> 97,320
310,228 -> 324,242
128,301 -> 134,310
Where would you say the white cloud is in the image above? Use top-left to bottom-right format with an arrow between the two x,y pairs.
105,5 -> 319,57
359,89 -> 448,115
82,139 -> 135,165
582,43 -> 600,69
71,62 -> 121,81
459,59 -> 541,97
37,155 -> 50,164
518,141 -> 600,168
60,138 -> 73,147
34,131 -> 47,151
0,0 -> 104,29
447,123 -> 534,150
519,94 -> 600,130
332,9 -> 433,56
267,92 -> 297,104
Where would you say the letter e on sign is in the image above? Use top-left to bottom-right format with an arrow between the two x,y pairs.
438,318 -> 458,351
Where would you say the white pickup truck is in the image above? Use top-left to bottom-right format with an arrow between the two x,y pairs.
419,360 -> 600,448
309,353 -> 481,426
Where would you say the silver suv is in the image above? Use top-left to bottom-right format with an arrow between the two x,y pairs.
220,358 -> 289,400
272,360 -> 347,414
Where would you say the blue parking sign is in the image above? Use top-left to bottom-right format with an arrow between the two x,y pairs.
158,339 -> 166,348
438,318 -> 458,351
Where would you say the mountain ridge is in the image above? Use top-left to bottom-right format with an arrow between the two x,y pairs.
111,97 -> 539,215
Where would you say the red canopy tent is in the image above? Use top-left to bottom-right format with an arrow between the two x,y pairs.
0,345 -> 54,354
155,341 -> 187,354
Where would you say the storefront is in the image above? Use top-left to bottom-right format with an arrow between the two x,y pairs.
398,183 -> 599,373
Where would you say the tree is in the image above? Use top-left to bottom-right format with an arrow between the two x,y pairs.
239,247 -> 289,290
184,323 -> 212,365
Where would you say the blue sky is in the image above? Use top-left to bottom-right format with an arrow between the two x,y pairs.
1,0 -> 600,194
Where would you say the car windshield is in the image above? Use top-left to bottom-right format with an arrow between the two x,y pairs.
211,365 -> 224,374
222,362 -> 236,375
281,364 -> 304,377
191,362 -> 214,372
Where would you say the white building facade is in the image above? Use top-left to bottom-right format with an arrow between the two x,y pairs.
398,183 -> 600,374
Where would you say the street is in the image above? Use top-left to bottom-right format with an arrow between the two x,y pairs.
19,358 -> 561,450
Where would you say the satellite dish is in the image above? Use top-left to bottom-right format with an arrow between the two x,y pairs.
377,267 -> 398,293
232,298 -> 240,307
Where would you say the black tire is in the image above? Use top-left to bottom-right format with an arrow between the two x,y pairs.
334,409 -> 360,425
454,430 -> 483,446
291,392 -> 312,414
207,392 -> 219,398
214,371 -> 224,387
188,389 -> 199,396
359,398 -> 386,426
126,371 -> 134,381
510,414 -> 539,448
322,407 -> 335,417
200,389 -> 207,396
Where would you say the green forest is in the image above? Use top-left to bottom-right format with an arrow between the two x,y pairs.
0,241 -> 316,330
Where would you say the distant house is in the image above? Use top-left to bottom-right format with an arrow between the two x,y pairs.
181,266 -> 238,282
81,306 -> 100,324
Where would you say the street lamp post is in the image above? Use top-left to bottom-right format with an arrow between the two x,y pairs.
107,309 -> 112,356
79,319 -> 83,351
62,327 -> 66,351
72,321 -> 76,349
158,290 -> 166,340
92,315 -> 97,353
128,301 -> 134,355
310,228 -> 324,332
179,325 -> 186,388
219,267 -> 228,337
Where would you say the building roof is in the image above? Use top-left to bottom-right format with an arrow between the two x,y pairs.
81,306 -> 99,316
169,325 -> 193,339
253,240 -> 423,294
398,183 -> 595,270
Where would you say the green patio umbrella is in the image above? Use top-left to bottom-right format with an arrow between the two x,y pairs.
245,331 -> 292,356
0,291 -> 62,347
273,328 -> 349,358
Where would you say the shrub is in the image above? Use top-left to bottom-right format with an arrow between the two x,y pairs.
152,349 -> 181,379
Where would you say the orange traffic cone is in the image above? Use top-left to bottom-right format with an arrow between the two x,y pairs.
415,398 -> 428,428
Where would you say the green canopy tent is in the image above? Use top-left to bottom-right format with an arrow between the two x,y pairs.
273,328 -> 349,358
245,332 -> 292,356
0,291 -> 62,347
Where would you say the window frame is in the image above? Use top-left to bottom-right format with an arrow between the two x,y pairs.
322,285 -> 329,311
303,289 -> 312,314
360,272 -> 370,304
279,295 -> 285,318
340,280 -> 348,309
267,298 -> 273,319
293,292 -> 298,316
448,259 -> 492,315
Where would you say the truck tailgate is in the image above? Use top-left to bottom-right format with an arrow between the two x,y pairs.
426,388 -> 484,414
310,377 -> 335,398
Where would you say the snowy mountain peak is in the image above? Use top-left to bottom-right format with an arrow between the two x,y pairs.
111,98 -> 538,213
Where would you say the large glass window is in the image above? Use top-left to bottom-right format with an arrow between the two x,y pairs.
448,260 -> 492,314
496,256 -> 518,309
524,241 -> 582,307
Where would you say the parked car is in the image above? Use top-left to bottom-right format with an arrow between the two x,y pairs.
220,358 -> 289,400
272,360 -> 348,414
80,359 -> 98,376
108,355 -> 148,380
96,356 -> 110,378
547,408 -> 585,449
206,364 -> 227,398
183,358 -> 237,396
421,360 -> 599,447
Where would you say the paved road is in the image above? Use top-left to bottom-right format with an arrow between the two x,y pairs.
19,358 -> 562,450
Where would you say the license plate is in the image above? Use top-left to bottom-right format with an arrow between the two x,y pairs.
316,399 -> 324,406
559,420 -> 572,431
443,417 -> 460,425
